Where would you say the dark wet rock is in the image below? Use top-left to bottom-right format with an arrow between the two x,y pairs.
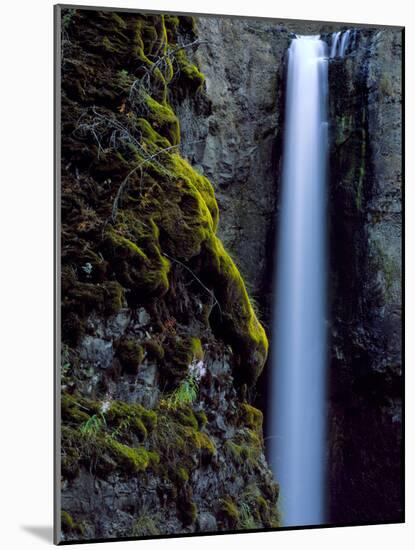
176,18 -> 403,527
197,511 -> 217,532
59,8 -> 402,541
79,336 -> 113,369
328,27 -> 403,524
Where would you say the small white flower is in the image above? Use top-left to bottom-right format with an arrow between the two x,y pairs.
188,359 -> 207,381
101,399 -> 111,414
81,262 -> 93,275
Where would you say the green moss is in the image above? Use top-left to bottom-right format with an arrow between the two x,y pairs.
178,492 -> 198,526
61,9 -> 267,390
219,497 -> 240,527
132,514 -> 160,536
61,393 -> 100,425
144,339 -> 165,361
61,511 -> 83,534
163,15 -> 204,93
190,337 -> 203,359
117,338 -> 145,374
143,92 -> 180,146
105,438 -> 156,473
63,267 -> 125,317
61,426 -> 81,479
256,495 -> 271,524
173,406 -> 199,430
164,15 -> 180,31
103,281 -> 125,314
177,466 -> 189,483
116,69 -> 133,91
235,484 -> 280,529
224,429 -> 261,468
238,503 -> 258,529
240,403 -> 263,433
103,217 -> 170,304
187,501 -> 198,524
167,154 -> 219,231
224,440 -> 244,464
164,335 -> 203,379
192,430 -> 216,456
61,398 -> 161,480
133,418 -> 148,441
102,36 -> 118,53
203,235 -> 269,383
136,117 -> 171,150
111,12 -> 127,30
107,401 -> 157,438
168,464 -> 190,488
141,409 -> 158,431
194,409 -> 208,428
175,48 -> 205,91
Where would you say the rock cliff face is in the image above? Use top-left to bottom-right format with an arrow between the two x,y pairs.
328,28 -> 403,523
58,8 -> 403,541
180,18 -> 403,525
58,9 -> 278,542
176,17 -> 289,305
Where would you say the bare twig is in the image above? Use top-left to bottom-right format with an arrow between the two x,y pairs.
162,252 -> 222,317
129,39 -> 207,105
111,143 -> 182,222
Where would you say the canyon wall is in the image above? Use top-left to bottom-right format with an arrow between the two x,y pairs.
58,8 -> 403,541
328,27 -> 403,523
184,18 -> 403,525
59,10 -> 279,542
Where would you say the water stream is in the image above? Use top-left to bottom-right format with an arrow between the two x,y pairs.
268,35 -> 329,527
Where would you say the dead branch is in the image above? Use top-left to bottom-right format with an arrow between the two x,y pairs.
111,143 -> 182,222
162,252 -> 222,317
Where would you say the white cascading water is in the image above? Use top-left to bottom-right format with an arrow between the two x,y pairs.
268,35 -> 328,527
338,30 -> 351,57
330,31 -> 341,57
330,29 -> 352,58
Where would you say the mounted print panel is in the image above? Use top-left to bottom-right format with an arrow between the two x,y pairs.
54,4 -> 404,544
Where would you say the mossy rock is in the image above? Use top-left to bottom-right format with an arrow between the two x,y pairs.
61,393 -> 100,425
143,92 -> 180,146
177,486 -> 198,526
202,235 -> 269,384
102,218 -> 170,305
218,496 -> 240,528
132,514 -> 160,537
107,400 -> 157,437
173,406 -> 199,430
240,403 -> 263,433
61,511 -> 83,535
117,338 -> 145,374
163,335 -> 203,381
61,8 -> 267,390
175,48 -> 205,91
194,409 -> 208,428
105,438 -> 158,473
144,338 -> 165,361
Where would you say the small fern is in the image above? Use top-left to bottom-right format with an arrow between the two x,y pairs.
79,413 -> 106,436
107,418 -> 130,440
238,502 -> 256,529
166,375 -> 199,410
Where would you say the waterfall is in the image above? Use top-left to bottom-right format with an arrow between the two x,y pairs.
268,35 -> 328,527
330,30 -> 352,57
330,31 -> 341,58
339,30 -> 351,57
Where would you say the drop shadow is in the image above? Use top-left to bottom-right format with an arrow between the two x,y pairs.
21,525 -> 53,543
